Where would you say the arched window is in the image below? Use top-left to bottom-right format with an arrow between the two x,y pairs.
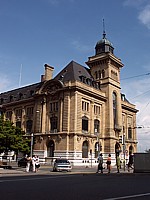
98,70 -> 101,79
82,116 -> 88,132
50,116 -> 58,131
47,140 -> 55,157
94,119 -> 100,134
82,141 -> 88,158
102,69 -> 105,78
113,92 -> 117,128
26,120 -> 33,133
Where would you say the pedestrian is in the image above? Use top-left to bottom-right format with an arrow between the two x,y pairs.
116,155 -> 121,173
96,153 -> 103,173
26,155 -> 31,172
128,153 -> 134,172
32,155 -> 36,172
106,154 -> 111,173
35,155 -> 40,172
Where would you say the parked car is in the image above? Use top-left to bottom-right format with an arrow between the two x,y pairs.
53,158 -> 72,172
18,157 -> 27,167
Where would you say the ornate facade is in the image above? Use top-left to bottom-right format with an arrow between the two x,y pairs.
0,32 -> 138,166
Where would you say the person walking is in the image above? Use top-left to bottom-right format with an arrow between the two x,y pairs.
128,153 -> 134,172
35,155 -> 40,172
32,155 -> 36,172
26,155 -> 31,172
116,155 -> 121,173
96,153 -> 103,173
106,154 -> 111,173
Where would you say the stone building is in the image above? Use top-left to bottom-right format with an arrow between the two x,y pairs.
0,31 -> 138,166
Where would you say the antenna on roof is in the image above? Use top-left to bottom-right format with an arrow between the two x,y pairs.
102,18 -> 106,39
19,64 -> 22,87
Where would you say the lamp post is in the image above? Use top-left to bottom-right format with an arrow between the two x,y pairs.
122,134 -> 126,171
96,131 -> 100,157
30,133 -> 34,157
122,126 -> 142,171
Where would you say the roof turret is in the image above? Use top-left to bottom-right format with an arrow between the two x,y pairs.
95,19 -> 114,55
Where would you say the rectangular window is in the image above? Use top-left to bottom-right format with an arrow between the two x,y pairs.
50,102 -> 58,112
94,105 -> 100,115
15,109 -> 22,117
128,127 -> 132,139
128,117 -> 132,125
6,111 -> 12,120
82,101 -> 89,112
26,107 -> 33,116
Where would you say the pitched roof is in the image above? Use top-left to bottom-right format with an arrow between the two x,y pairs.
54,60 -> 93,82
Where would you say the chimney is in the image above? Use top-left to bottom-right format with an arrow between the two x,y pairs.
41,75 -> 45,82
44,64 -> 54,81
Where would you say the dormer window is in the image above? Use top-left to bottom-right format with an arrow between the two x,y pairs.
10,95 -> 13,102
0,98 -> 4,104
19,93 -> 23,100
30,90 -> 34,96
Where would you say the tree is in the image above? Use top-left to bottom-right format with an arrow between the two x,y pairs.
0,115 -> 31,155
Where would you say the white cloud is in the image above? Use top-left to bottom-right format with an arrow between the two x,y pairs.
124,0 -> 150,29
123,0 -> 147,8
121,77 -> 150,152
138,4 -> 150,29
47,0 -> 74,5
47,0 -> 59,5
71,40 -> 92,53
0,74 -> 11,93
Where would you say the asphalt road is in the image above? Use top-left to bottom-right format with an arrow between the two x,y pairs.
0,173 -> 150,200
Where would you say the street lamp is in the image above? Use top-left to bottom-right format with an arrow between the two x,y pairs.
96,131 -> 101,157
30,133 -> 34,157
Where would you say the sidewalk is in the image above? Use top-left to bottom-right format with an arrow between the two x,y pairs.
0,163 -> 133,176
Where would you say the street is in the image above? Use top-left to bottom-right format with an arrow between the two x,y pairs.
0,173 -> 150,200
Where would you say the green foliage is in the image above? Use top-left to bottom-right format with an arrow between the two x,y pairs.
0,115 -> 31,155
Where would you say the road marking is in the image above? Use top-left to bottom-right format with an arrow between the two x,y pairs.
0,174 -> 76,183
104,192 -> 150,200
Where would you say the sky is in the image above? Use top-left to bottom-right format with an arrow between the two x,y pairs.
0,0 -> 150,152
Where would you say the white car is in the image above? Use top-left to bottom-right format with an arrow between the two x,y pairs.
53,158 -> 72,172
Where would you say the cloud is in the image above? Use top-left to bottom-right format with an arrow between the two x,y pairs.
123,0 -> 147,8
47,0 -> 59,5
138,4 -> 150,29
124,0 -> 150,29
47,0 -> 74,6
0,74 -> 11,93
71,40 -> 92,53
121,77 -> 150,152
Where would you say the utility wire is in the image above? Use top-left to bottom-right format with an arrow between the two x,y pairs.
121,72 -> 150,122
121,72 -> 150,80
131,89 -> 150,100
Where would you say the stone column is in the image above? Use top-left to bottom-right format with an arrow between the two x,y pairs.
59,97 -> 63,132
41,98 -> 46,133
11,109 -> 15,124
74,92 -> 77,133
22,107 -> 25,131
90,101 -> 94,135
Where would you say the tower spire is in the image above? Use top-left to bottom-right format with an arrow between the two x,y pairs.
102,18 -> 106,39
